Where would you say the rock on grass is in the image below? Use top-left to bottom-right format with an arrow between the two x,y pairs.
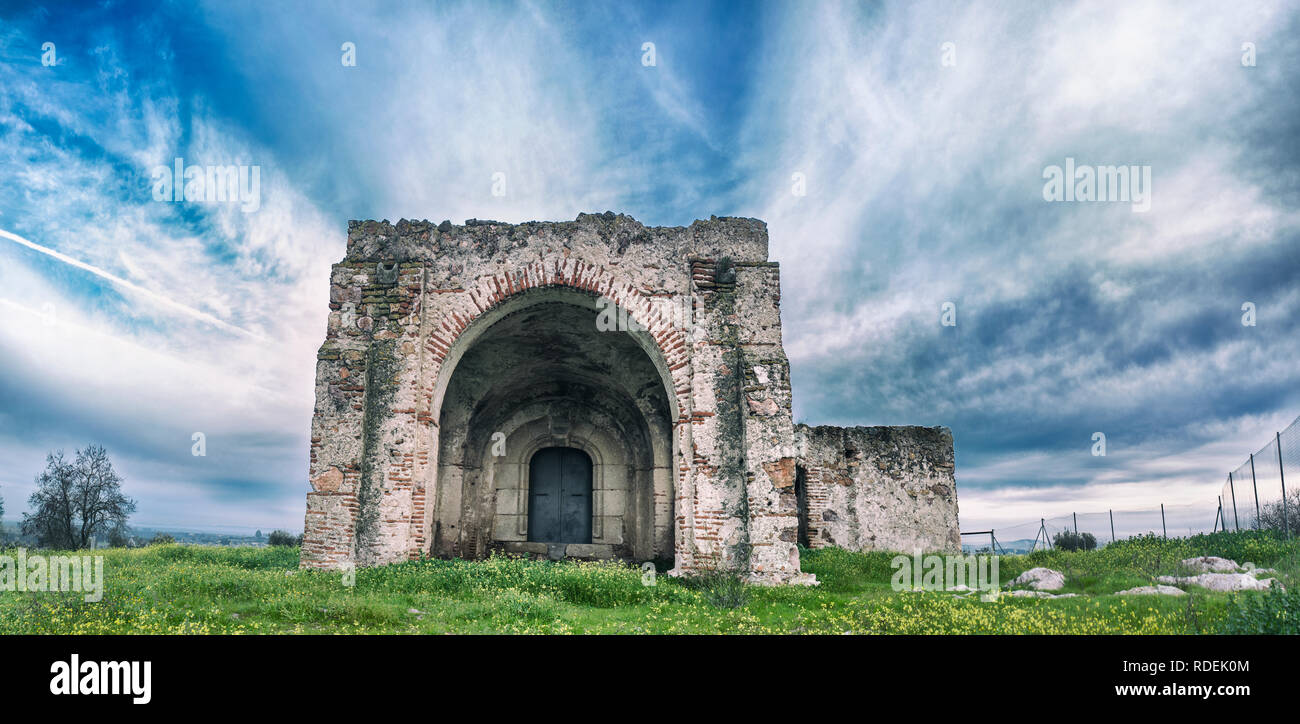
1005,590 -> 1079,599
1116,585 -> 1186,596
1156,573 -> 1281,592
1008,567 -> 1065,591
1180,556 -> 1240,573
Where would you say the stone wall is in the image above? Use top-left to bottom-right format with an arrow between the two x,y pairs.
794,425 -> 960,554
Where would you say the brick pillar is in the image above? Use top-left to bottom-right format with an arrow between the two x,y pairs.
302,259 -> 427,569
682,258 -> 749,572
302,262 -> 368,569
734,262 -> 812,584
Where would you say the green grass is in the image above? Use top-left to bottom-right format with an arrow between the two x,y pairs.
1,531 -> 1297,634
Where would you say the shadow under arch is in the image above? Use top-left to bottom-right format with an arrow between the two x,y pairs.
429,286 -> 684,424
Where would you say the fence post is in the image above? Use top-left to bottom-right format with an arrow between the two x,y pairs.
1249,453 -> 1260,529
1109,509 -> 1115,544
1073,512 -> 1078,537
1280,431 -> 1290,540
1214,497 -> 1222,533
1161,503 -> 1166,539
1229,472 -> 1240,531
990,530 -> 996,555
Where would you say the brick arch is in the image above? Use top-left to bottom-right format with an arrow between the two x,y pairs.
419,256 -> 692,426
410,256 -> 697,564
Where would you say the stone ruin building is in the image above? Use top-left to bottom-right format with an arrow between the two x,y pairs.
301,213 -> 959,584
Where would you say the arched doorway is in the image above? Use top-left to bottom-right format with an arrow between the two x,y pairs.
429,288 -> 676,562
527,447 -> 593,544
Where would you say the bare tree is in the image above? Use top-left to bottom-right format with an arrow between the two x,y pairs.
22,446 -> 136,549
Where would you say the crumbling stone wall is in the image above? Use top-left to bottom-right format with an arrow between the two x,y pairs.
794,425 -> 960,554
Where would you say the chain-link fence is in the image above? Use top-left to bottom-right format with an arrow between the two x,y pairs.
962,502 -> 1216,553
1217,415 -> 1298,535
960,417 -> 1300,553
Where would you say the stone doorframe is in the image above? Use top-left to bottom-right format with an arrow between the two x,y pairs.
472,402 -> 671,562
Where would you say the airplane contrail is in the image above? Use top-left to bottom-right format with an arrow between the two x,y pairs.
0,296 -> 291,402
0,226 -> 266,341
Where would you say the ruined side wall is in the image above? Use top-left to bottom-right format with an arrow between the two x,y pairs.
795,425 -> 960,554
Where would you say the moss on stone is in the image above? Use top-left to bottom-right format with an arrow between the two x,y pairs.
354,338 -> 400,560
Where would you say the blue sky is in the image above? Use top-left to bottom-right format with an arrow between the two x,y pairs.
0,0 -> 1297,536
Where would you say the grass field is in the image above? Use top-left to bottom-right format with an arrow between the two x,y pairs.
1,530 -> 1297,634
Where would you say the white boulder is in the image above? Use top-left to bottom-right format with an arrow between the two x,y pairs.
1180,556 -> 1240,573
1006,590 -> 1078,599
1156,573 -> 1280,592
1116,585 -> 1187,596
1008,567 -> 1066,591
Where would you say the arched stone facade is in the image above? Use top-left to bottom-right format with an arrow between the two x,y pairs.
301,213 -> 959,584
